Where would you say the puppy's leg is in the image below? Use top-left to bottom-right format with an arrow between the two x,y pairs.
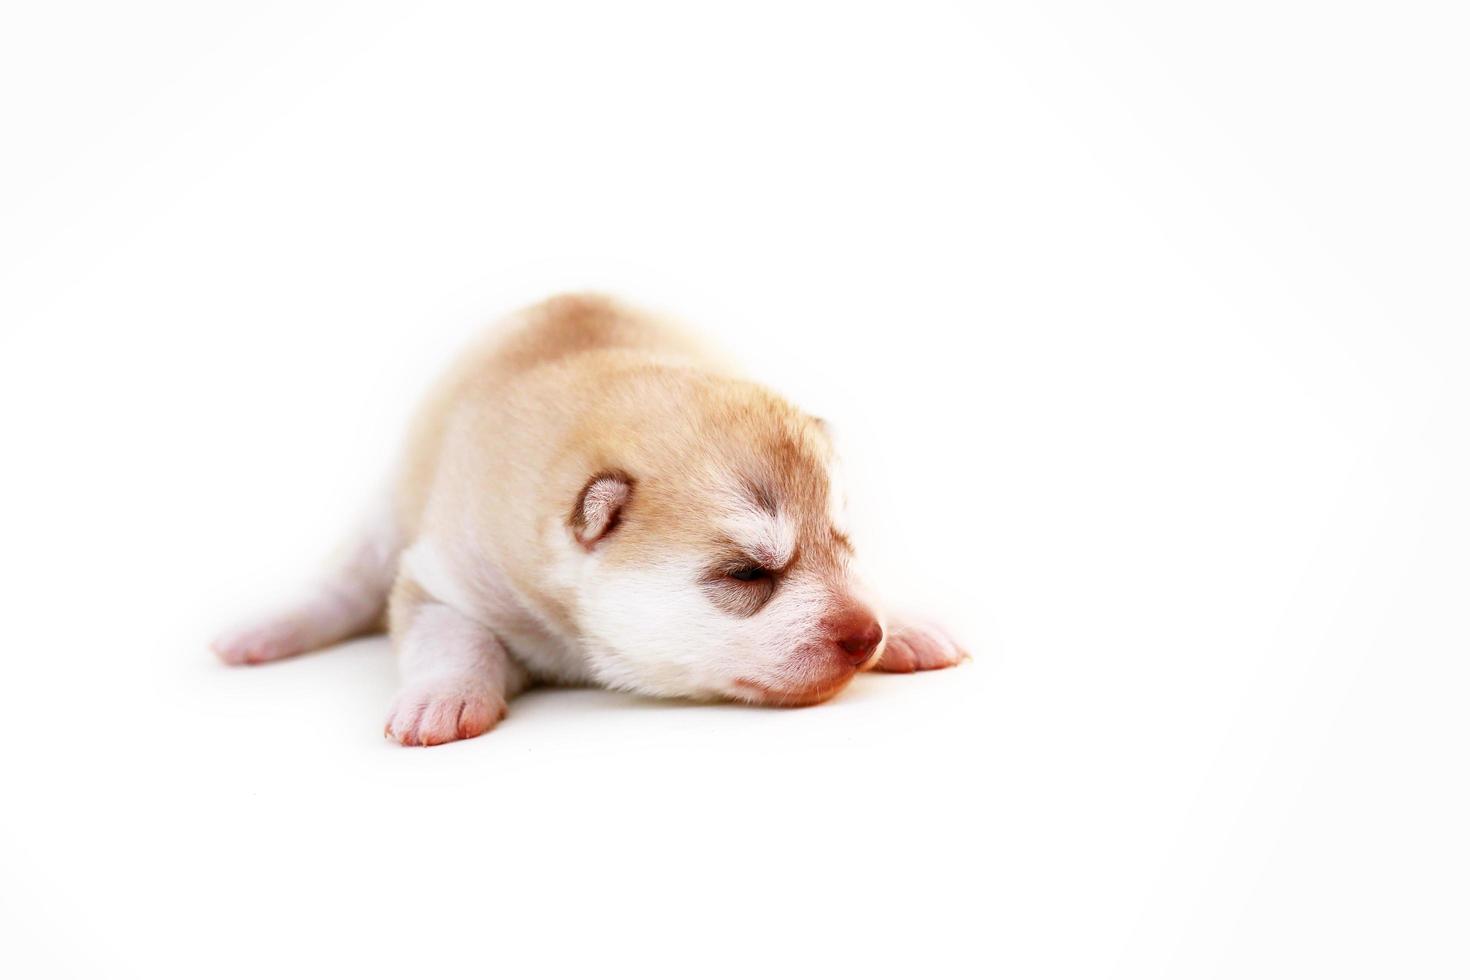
213,504 -> 403,665
871,618 -> 970,673
383,579 -> 528,746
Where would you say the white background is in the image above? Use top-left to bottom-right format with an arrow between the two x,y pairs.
2,2 -> 1466,977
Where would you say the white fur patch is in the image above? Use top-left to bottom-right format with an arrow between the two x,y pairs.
397,601 -> 499,680
720,504 -> 797,570
400,537 -> 480,615
576,554 -> 834,700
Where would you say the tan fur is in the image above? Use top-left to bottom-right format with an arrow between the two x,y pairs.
393,293 -> 843,636
214,292 -> 968,745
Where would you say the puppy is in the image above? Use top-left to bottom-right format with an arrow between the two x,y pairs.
215,294 -> 966,745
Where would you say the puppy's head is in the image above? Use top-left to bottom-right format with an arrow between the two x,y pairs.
562,375 -> 883,705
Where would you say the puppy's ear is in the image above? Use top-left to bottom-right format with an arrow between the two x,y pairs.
570,470 -> 634,547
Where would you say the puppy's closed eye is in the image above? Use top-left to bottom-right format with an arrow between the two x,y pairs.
705,562 -> 777,615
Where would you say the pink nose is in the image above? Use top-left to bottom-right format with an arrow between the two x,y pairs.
831,609 -> 884,666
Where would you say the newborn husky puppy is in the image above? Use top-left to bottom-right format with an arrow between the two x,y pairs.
215,294 -> 966,745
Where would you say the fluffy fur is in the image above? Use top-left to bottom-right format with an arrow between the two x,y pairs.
215,294 -> 967,745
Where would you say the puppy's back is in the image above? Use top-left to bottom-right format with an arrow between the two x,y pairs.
488,293 -> 711,376
393,293 -> 717,531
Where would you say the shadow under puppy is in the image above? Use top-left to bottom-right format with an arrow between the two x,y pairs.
216,294 -> 967,745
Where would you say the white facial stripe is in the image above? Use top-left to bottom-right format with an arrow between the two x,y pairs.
577,555 -> 833,700
579,557 -> 733,695
720,505 -> 796,570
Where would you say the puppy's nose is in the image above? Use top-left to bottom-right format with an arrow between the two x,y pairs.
832,611 -> 884,666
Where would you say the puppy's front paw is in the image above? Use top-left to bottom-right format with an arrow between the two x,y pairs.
874,620 -> 969,673
384,681 -> 506,746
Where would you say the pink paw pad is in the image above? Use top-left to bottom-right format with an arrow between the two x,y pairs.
874,622 -> 969,673
384,684 -> 506,746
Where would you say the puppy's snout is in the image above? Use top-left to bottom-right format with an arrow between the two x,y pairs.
830,608 -> 884,666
